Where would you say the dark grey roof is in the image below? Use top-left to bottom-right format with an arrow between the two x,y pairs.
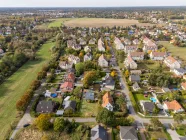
91,125 -> 108,140
85,92 -> 95,100
36,101 -> 56,113
64,100 -> 76,111
130,75 -> 140,82
180,137 -> 186,140
143,102 -> 155,113
105,76 -> 115,85
120,126 -> 138,140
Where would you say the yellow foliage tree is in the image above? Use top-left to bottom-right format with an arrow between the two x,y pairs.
34,114 -> 51,131
125,70 -> 130,78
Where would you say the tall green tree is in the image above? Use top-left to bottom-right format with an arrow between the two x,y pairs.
96,108 -> 115,126
54,118 -> 65,132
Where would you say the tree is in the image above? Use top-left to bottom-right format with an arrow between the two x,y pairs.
125,70 -> 130,78
34,114 -> 51,131
116,96 -> 127,114
54,118 -> 65,132
110,70 -> 117,77
75,62 -> 84,76
96,108 -> 115,126
173,114 -> 184,124
150,118 -> 162,130
83,71 -> 98,88
73,87 -> 82,99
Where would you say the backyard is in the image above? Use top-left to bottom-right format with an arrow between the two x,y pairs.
133,93 -> 150,102
147,129 -> 169,140
80,100 -> 99,117
0,41 -> 55,139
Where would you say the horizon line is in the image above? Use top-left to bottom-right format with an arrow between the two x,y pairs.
0,5 -> 185,8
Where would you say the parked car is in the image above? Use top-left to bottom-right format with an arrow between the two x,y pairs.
23,123 -> 30,128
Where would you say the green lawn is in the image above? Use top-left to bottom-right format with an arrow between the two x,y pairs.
80,100 -> 99,117
137,61 -> 162,70
0,41 -> 55,139
159,41 -> 186,61
133,93 -> 150,102
176,125 -> 186,136
48,18 -> 71,28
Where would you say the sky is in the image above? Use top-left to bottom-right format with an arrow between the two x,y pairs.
0,0 -> 185,7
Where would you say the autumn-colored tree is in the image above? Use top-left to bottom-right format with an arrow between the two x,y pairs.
110,70 -> 117,77
125,70 -> 130,78
34,114 -> 52,131
83,71 -> 98,88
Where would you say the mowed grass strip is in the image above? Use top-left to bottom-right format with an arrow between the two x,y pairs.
0,41 -> 55,139
48,18 -> 71,28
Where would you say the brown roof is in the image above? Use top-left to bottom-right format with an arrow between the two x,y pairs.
130,52 -> 144,57
60,82 -> 74,89
164,100 -> 183,111
165,56 -> 177,64
151,52 -> 166,57
102,92 -> 113,107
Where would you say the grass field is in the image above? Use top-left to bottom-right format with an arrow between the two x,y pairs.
159,41 -> 186,61
80,100 -> 99,117
133,93 -> 150,102
64,18 -> 153,27
0,41 -> 55,139
148,129 -> 168,139
48,18 -> 71,28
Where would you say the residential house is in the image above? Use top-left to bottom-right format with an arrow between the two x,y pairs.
133,39 -> 139,45
60,82 -> 74,93
89,38 -> 96,45
72,44 -> 81,51
104,75 -> 115,90
91,125 -> 108,140
171,68 -> 186,76
84,46 -> 91,52
140,101 -> 155,113
64,100 -> 76,112
64,73 -> 75,82
59,61 -> 73,70
67,40 -> 76,48
162,87 -> 171,93
102,92 -> 113,111
79,38 -> 86,45
133,82 -> 141,91
124,56 -> 138,69
36,101 -> 57,113
98,38 -> 105,52
124,46 -> 138,54
129,52 -> 145,61
123,38 -> 132,45
120,126 -> 138,140
85,92 -> 95,101
5,27 -> 12,35
84,53 -> 92,62
143,37 -> 158,52
114,37 -> 125,50
164,56 -> 181,69
163,100 -> 184,113
98,54 -> 108,67
150,52 -> 167,61
181,82 -> 186,90
130,70 -> 142,75
0,49 -> 4,56
129,75 -> 140,83
68,55 -> 80,64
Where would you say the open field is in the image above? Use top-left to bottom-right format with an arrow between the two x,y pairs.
158,41 -> 186,61
48,18 -> 71,28
64,18 -> 153,27
0,41 -> 55,139
80,100 -> 99,117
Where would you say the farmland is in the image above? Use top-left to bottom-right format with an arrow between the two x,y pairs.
0,41 -> 55,139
